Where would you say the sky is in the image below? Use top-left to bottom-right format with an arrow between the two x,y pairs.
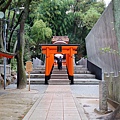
97,0 -> 111,6
104,0 -> 111,6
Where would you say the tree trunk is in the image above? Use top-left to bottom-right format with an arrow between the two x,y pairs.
17,0 -> 31,89
17,23 -> 27,89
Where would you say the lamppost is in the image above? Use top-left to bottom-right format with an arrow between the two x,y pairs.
0,11 -> 7,89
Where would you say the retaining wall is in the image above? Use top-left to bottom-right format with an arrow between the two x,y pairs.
85,1 -> 120,77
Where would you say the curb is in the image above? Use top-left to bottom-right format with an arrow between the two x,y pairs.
23,94 -> 43,120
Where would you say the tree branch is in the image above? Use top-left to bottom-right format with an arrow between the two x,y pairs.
7,11 -> 24,52
2,0 -> 12,12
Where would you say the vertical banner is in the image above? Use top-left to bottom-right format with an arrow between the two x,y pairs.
26,61 -> 33,91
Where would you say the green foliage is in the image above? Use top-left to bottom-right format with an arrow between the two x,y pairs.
45,27 -> 52,38
30,19 -> 52,58
31,20 -> 46,42
11,58 -> 17,71
82,7 -> 101,30
35,0 -> 74,36
31,19 -> 52,43
100,47 -> 119,55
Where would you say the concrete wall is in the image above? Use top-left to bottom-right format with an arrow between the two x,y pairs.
85,1 -> 120,77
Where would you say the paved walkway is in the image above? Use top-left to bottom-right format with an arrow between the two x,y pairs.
23,85 -> 88,120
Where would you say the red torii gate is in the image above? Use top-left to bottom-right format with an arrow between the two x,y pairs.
41,36 -> 79,84
0,50 -> 14,58
0,50 -> 14,89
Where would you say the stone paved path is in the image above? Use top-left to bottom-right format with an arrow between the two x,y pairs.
2,84 -> 115,120
23,85 -> 88,120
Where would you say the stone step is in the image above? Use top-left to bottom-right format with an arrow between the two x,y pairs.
26,73 -> 95,79
33,67 -> 45,70
74,74 -> 95,79
74,79 -> 100,85
53,68 -> 67,71
74,65 -> 85,68
52,70 -> 67,74
74,71 -> 91,74
54,65 -> 66,68
27,78 -> 44,84
26,74 -> 45,78
48,79 -> 70,85
26,78 -> 100,85
53,66 -> 66,70
74,68 -> 88,71
30,69 -> 91,74
33,66 -> 45,69
50,74 -> 68,79
30,71 -> 45,74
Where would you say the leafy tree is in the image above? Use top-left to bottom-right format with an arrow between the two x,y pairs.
31,19 -> 52,43
30,19 -> 52,58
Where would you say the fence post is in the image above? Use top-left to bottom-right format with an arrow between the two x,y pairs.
99,81 -> 108,112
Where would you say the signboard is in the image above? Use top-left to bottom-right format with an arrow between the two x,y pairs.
26,61 -> 32,73
26,61 -> 32,91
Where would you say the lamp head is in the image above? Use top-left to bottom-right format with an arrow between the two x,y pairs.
0,11 -> 4,19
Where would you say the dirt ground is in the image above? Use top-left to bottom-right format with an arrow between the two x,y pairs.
0,87 -> 40,120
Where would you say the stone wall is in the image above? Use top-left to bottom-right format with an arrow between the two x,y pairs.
0,64 -> 11,75
85,1 -> 120,77
0,64 -> 12,87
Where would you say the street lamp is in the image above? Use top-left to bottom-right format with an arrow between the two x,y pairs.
0,12 -> 4,19
0,11 -> 7,89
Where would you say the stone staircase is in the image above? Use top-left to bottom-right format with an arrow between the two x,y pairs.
26,65 -> 100,85
48,66 -> 70,85
26,66 -> 45,84
74,65 -> 99,84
